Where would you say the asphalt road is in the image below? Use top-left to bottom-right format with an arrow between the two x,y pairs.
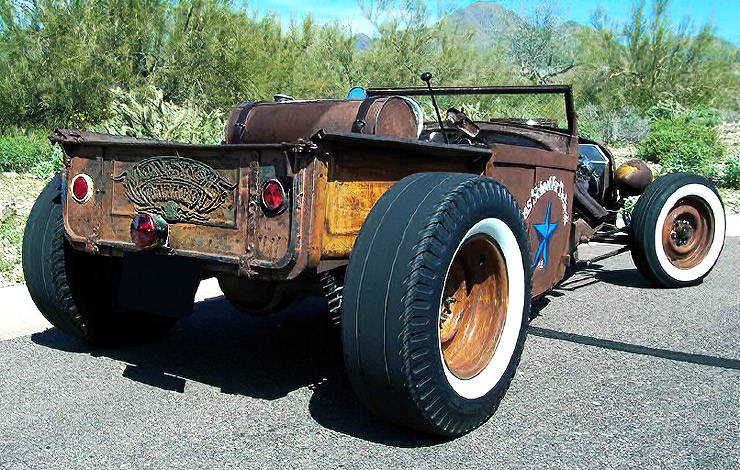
1,241 -> 738,469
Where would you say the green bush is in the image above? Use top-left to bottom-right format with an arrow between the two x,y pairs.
638,118 -> 726,181
685,105 -> 723,128
647,102 -> 723,128
723,155 -> 740,189
578,105 -> 650,145
94,87 -> 226,145
0,132 -> 62,177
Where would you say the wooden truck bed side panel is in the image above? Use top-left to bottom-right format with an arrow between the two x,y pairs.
323,181 -> 395,258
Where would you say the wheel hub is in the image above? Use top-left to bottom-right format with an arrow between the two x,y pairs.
661,197 -> 713,269
439,234 -> 508,380
670,218 -> 694,247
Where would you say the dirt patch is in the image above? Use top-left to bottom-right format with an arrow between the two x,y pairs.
719,189 -> 740,214
719,121 -> 740,156
0,173 -> 48,286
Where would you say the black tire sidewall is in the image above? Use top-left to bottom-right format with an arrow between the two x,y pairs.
342,173 -> 532,436
22,175 -> 177,345
22,174 -> 85,336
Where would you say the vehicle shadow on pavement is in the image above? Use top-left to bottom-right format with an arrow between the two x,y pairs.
530,284 -> 740,372
556,265 -> 658,291
591,268 -> 660,289
30,295 -> 445,447
527,325 -> 740,370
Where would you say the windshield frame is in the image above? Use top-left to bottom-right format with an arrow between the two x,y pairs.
367,85 -> 576,135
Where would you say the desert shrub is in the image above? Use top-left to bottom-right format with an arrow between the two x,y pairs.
579,105 -> 650,145
722,155 -> 740,189
647,102 -> 723,127
0,132 -> 62,176
0,205 -> 25,284
94,87 -> 226,144
684,105 -> 723,128
638,118 -> 726,180
577,105 -> 602,141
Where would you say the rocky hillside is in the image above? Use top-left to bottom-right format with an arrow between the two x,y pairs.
354,33 -> 372,51
443,1 -> 522,42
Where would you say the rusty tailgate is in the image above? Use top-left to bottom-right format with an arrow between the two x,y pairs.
54,130 -> 306,276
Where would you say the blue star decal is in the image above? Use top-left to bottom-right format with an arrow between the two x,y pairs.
531,201 -> 559,268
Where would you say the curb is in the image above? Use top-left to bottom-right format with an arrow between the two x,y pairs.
0,278 -> 223,342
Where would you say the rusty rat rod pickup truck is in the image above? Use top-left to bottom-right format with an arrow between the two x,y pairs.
23,76 -> 726,437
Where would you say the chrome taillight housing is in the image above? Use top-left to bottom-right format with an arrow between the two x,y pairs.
261,179 -> 286,212
130,212 -> 169,249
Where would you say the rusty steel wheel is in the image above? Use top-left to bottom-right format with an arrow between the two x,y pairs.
661,197 -> 714,270
435,221 -> 526,401
631,173 -> 725,287
342,173 -> 531,437
440,234 -> 508,380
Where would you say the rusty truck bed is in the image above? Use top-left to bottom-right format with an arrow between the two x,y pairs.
53,129 -> 490,280
54,130 -> 312,277
54,119 -> 577,298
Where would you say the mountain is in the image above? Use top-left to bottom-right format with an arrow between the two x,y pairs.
352,0 -> 738,52
443,1 -> 522,43
354,33 -> 373,51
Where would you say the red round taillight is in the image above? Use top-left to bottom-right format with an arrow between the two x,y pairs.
130,212 -> 168,248
261,179 -> 286,212
70,174 -> 93,203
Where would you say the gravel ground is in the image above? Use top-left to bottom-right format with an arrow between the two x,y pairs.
0,173 -> 47,286
0,242 -> 738,469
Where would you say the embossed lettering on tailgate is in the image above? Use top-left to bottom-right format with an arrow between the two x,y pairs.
111,155 -> 239,228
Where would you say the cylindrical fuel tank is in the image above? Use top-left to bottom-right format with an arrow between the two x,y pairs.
225,97 -> 420,144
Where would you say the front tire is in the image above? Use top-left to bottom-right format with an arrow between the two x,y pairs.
22,175 -> 177,345
341,173 -> 532,437
630,173 -> 726,287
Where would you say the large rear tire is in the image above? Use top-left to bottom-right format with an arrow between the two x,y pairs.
630,173 -> 725,288
22,175 -> 178,346
341,173 -> 532,437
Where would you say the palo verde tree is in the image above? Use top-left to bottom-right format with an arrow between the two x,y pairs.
505,1 -> 579,85
355,0 -> 477,88
582,0 -> 738,111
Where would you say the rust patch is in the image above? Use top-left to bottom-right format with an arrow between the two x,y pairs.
321,181 -> 394,257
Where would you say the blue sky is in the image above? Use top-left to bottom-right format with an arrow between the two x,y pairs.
248,0 -> 739,44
